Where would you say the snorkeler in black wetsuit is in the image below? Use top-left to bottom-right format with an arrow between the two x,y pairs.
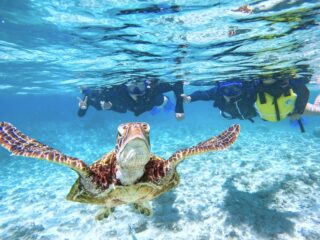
77,81 -> 184,120
104,80 -> 184,120
182,81 -> 257,122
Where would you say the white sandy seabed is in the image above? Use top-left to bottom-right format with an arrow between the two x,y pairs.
0,120 -> 320,240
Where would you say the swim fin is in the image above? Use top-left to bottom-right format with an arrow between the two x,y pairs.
163,97 -> 175,113
150,106 -> 161,115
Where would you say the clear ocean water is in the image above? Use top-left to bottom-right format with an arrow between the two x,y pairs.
0,1 -> 320,239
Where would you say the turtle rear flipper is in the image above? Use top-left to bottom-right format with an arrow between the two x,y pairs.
133,201 -> 152,216
95,207 -> 115,221
0,122 -> 91,177
168,124 -> 240,167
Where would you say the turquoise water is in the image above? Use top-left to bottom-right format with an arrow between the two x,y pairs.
1,1 -> 320,240
1,96 -> 320,239
1,0 -> 320,92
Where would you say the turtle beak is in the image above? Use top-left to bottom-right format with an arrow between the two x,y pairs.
117,139 -> 150,169
122,134 -> 150,151
116,123 -> 151,167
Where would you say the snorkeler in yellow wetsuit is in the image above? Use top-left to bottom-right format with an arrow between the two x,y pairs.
255,79 -> 309,122
255,77 -> 320,133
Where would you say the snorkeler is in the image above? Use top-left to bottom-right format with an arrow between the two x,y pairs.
181,80 -> 257,122
254,78 -> 309,122
124,80 -> 184,120
81,80 -> 185,120
254,77 -> 320,132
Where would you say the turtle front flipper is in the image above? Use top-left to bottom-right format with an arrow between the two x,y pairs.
0,122 -> 91,177
168,124 -> 240,167
133,201 -> 152,216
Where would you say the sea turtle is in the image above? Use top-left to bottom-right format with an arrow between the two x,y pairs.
0,122 -> 240,220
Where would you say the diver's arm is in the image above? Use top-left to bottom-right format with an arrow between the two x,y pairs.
189,87 -> 218,102
292,81 -> 310,114
172,81 -> 184,114
77,96 -> 89,117
77,108 -> 87,117
99,89 -> 112,110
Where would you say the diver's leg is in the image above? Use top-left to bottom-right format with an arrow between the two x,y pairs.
133,201 -> 153,216
95,207 -> 115,221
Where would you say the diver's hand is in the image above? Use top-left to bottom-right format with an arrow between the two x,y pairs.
100,101 -> 112,110
181,94 -> 191,103
315,94 -> 320,107
176,113 -> 185,121
77,96 -> 88,110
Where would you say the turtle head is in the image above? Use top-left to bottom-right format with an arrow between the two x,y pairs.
115,122 -> 151,185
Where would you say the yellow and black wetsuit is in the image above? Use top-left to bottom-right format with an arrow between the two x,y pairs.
255,79 -> 309,122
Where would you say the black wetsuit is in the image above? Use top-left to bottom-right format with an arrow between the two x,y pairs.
190,82 -> 257,121
77,82 -> 184,117
290,80 -> 310,114
77,89 -> 109,117
105,81 -> 184,116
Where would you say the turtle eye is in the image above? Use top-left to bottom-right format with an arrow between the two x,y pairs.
117,124 -> 128,137
142,123 -> 150,132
